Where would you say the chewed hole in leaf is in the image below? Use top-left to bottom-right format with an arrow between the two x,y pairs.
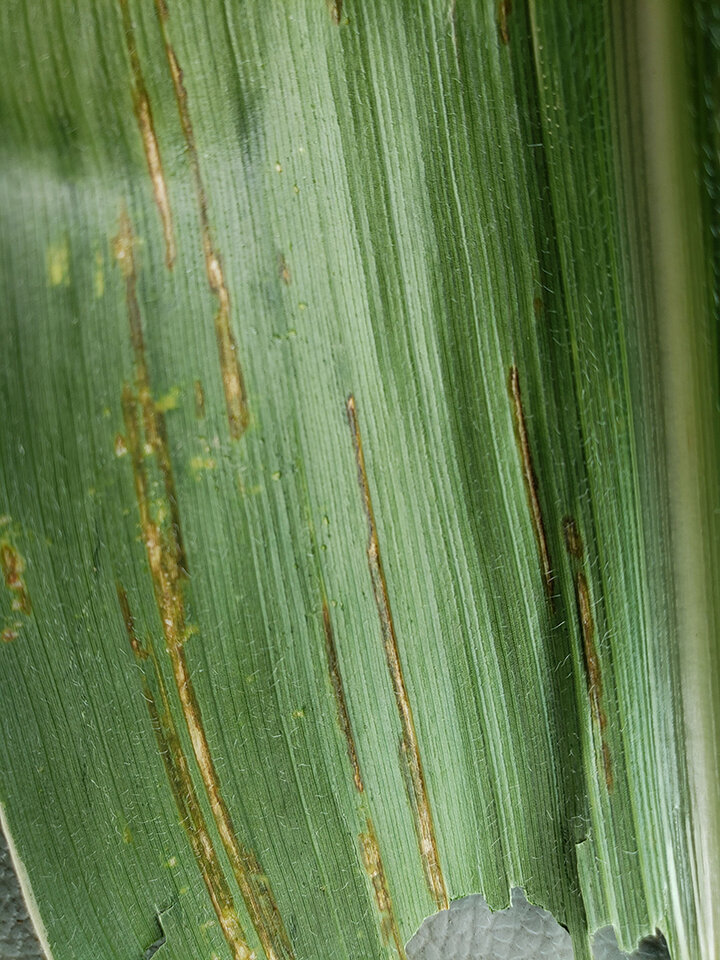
592,925 -> 671,960
405,889 -> 672,960
405,888 -> 573,960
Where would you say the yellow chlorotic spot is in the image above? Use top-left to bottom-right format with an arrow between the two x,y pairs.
122,825 -> 133,844
166,856 -> 178,868
292,709 -> 305,719
47,240 -> 70,287
190,456 -> 216,473
275,161 -> 282,173
156,386 -> 180,412
179,886 -> 189,896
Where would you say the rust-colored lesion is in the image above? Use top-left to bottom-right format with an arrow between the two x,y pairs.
117,0 -> 176,270
346,395 -> 448,912
562,517 -> 613,792
508,366 -> 555,602
497,0 -> 512,45
321,590 -> 406,958
117,585 -> 253,960
1,541 -> 31,617
153,0 -> 249,440
115,210 -> 294,960
1,537 -> 32,642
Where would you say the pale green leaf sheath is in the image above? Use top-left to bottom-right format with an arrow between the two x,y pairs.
0,3 -> 717,960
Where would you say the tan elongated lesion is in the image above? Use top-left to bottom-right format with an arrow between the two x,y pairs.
346,395 -> 448,912
321,592 -> 406,959
305,476 -> 405,956
326,0 -> 342,25
117,584 -> 253,960
114,210 -> 294,960
117,0 -> 176,270
152,0 -> 249,439
563,516 -> 613,791
508,365 -> 555,601
360,820 -> 407,959
498,0 -> 512,45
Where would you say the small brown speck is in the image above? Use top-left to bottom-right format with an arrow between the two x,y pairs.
562,515 -> 584,560
278,254 -> 291,286
194,380 -> 206,419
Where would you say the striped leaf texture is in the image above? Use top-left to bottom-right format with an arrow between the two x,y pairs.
0,3 -> 718,960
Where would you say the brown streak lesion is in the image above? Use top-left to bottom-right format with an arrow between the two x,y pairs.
114,211 -> 186,573
117,584 -> 253,960
326,0 -> 342,25
346,394 -> 448,912
152,0 -> 249,439
117,0 -> 176,270
360,820 -> 407,960
171,645 -> 296,960
277,254 -> 291,287
115,210 -> 294,960
323,596 -> 364,794
562,515 -> 584,562
497,0 -> 512,45
321,590 -> 406,958
508,366 -> 555,601
562,517 -> 613,792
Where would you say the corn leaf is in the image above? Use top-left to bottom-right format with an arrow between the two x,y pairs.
0,2 -> 718,960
